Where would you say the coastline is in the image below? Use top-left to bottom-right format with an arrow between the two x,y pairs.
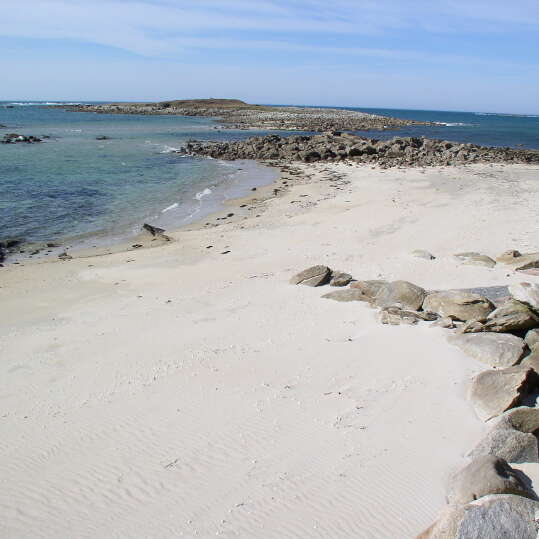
1,160 -> 538,537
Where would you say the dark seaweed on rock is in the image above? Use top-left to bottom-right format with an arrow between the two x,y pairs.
179,133 -> 539,168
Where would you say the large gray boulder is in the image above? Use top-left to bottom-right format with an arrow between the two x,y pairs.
469,365 -> 539,421
448,333 -> 526,368
373,280 -> 426,311
417,494 -> 539,539
468,428 -> 538,464
525,328 -> 539,350
483,300 -> 539,332
510,282 -> 539,314
322,289 -> 369,302
423,291 -> 494,322
329,271 -> 353,287
447,455 -> 534,505
290,265 -> 331,286
349,280 -> 387,301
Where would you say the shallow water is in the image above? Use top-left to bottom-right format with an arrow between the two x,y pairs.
0,103 -> 280,248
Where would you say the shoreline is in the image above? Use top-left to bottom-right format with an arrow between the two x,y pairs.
1,160 -> 538,537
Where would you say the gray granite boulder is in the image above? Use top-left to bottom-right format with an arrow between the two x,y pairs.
378,307 -> 437,326
525,329 -> 539,350
329,271 -> 353,287
322,289 -> 369,302
448,333 -> 526,368
417,494 -> 539,539
469,365 -> 539,421
468,428 -> 538,464
510,282 -> 539,314
290,265 -> 331,286
447,455 -> 535,504
423,290 -> 494,322
483,300 -> 539,332
349,280 -> 387,301
373,280 -> 427,311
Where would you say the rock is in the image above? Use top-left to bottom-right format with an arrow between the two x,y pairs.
142,223 -> 166,237
457,320 -> 486,333
509,282 -> 539,314
411,249 -> 435,260
468,427 -> 538,464
378,307 -> 437,326
492,405 -> 539,434
447,455 -> 535,505
448,333 -> 526,368
483,300 -> 539,332
349,280 -> 387,301
329,271 -> 353,287
431,316 -> 457,329
290,265 -> 331,287
96,135 -> 110,140
423,290 -> 495,321
374,280 -> 427,311
521,349 -> 539,373
58,252 -> 72,260
454,251 -> 482,261
417,494 -> 539,539
322,289 -> 369,302
525,329 -> 539,350
469,365 -> 539,421
515,255 -> 539,272
496,250 -> 523,264
462,254 -> 497,268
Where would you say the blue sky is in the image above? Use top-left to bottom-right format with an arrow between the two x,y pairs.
0,0 -> 538,113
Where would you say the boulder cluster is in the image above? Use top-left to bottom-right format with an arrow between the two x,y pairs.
181,133 -> 539,167
290,251 -> 539,537
1,133 -> 43,144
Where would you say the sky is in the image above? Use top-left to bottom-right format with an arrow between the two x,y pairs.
0,0 -> 538,113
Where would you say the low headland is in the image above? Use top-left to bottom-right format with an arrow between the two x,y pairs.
59,98 -> 431,132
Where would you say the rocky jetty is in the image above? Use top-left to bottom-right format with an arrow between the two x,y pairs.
58,99 -> 429,132
1,133 -> 42,144
180,132 -> 539,167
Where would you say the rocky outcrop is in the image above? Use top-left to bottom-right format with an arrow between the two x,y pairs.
469,366 -> 539,421
58,99 -> 429,132
448,333 -> 526,368
423,290 -> 494,322
373,280 -> 427,311
290,265 -> 331,287
418,494 -> 539,539
446,456 -> 535,505
179,133 -> 539,167
2,133 -> 42,144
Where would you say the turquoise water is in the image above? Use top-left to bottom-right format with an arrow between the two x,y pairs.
1,102 -> 538,249
0,103 -> 280,248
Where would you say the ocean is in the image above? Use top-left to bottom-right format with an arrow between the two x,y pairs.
1,102 -> 538,251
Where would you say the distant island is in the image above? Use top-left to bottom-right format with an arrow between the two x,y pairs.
58,98 -> 431,132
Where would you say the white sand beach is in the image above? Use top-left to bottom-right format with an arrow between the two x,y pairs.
1,162 -> 538,538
